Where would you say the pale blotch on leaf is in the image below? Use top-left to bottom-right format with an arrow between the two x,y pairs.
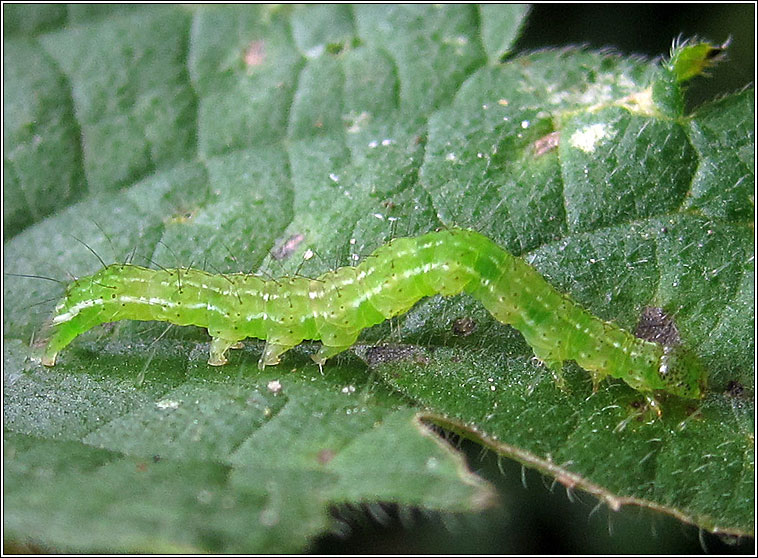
533,131 -> 560,157
156,399 -> 180,410
317,448 -> 336,465
345,110 -> 371,133
270,233 -> 305,261
244,40 -> 266,67
569,122 -> 616,153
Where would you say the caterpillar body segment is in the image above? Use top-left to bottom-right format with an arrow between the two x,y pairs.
41,229 -> 707,400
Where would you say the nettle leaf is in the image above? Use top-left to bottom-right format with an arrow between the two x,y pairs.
3,4 -> 753,552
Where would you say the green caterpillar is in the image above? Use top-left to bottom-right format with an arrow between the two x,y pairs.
41,229 -> 707,400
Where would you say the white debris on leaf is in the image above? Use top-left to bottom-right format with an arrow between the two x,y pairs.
346,111 -> 370,134
569,123 -> 616,153
156,399 -> 180,410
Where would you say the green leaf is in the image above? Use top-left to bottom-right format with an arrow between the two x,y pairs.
669,38 -> 730,83
3,38 -> 86,237
653,38 -> 731,117
479,4 -> 531,62
3,4 -> 753,552
5,339 -> 490,553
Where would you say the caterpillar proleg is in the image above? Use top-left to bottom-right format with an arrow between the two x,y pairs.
41,229 -> 707,400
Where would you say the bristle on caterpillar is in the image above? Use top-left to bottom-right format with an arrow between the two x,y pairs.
40,229 -> 708,400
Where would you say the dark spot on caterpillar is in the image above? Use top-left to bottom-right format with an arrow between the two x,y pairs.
451,317 -> 477,337
634,307 -> 680,346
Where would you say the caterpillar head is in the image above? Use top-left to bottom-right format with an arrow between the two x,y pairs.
658,345 -> 708,399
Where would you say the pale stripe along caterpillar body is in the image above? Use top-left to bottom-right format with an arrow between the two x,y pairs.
42,229 -> 707,400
